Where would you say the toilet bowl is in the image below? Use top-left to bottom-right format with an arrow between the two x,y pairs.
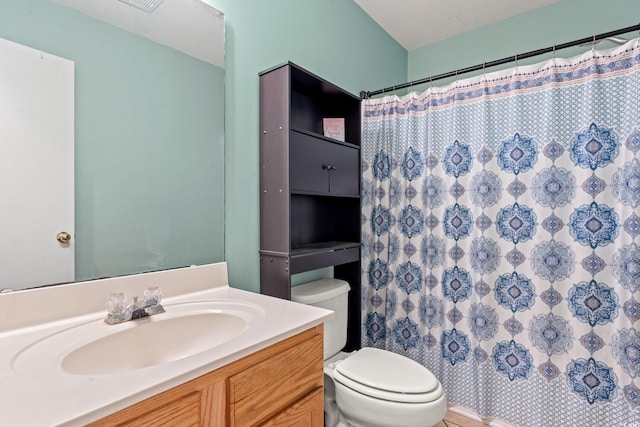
291,279 -> 447,427
329,347 -> 446,427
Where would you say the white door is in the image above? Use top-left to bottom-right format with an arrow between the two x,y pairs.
0,38 -> 75,290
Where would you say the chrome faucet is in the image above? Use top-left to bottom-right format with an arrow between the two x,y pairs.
105,287 -> 165,325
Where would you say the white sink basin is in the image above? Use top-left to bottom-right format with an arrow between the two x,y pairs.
62,312 -> 247,375
12,300 -> 265,376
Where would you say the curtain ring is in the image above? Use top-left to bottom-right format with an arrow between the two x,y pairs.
552,45 -> 556,59
515,53 -> 519,70
592,34 -> 596,55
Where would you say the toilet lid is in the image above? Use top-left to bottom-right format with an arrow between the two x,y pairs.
333,347 -> 443,403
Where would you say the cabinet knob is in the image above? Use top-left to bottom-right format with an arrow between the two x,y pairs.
322,164 -> 336,171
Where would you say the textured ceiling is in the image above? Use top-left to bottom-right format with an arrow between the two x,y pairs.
52,1 -> 564,66
354,0 -> 561,50
53,0 -> 224,67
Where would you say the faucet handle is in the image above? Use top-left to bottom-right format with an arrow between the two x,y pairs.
106,292 -> 127,315
143,286 -> 162,305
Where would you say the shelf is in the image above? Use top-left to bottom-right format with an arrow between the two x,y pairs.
290,196 -> 360,247
290,242 -> 360,274
291,241 -> 360,255
289,62 -> 359,101
287,62 -> 361,147
290,189 -> 360,198
259,61 -> 361,348
259,242 -> 360,276
290,128 -> 360,149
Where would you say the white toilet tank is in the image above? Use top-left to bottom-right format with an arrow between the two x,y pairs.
291,278 -> 350,360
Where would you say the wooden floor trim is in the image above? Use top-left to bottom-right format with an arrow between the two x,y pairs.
435,410 -> 492,427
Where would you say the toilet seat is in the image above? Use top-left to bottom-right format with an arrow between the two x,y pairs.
333,347 -> 444,404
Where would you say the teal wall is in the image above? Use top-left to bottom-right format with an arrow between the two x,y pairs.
408,0 -> 640,88
213,0 -> 639,292
7,0 -> 626,293
0,0 -> 225,283
208,0 -> 408,291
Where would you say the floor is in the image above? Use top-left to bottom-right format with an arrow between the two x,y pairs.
435,410 -> 491,427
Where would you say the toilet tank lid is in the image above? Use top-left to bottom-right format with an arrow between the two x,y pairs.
291,278 -> 350,304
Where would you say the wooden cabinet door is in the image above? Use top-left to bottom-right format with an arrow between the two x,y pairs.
261,388 -> 323,427
86,383 -> 226,427
228,333 -> 323,426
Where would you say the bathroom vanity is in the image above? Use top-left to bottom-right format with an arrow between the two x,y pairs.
0,263 -> 331,426
89,325 -> 323,426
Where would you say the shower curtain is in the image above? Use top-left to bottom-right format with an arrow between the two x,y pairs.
361,39 -> 640,427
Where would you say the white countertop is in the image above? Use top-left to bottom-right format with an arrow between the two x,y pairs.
0,263 -> 332,426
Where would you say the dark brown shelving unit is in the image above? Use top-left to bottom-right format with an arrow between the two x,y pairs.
259,62 -> 361,351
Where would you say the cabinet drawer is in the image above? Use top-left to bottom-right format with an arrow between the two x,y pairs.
290,131 -> 359,196
229,333 -> 323,427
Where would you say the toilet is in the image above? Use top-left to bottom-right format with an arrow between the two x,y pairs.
291,279 -> 447,427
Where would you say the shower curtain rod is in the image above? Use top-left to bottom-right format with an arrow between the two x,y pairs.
360,23 -> 640,99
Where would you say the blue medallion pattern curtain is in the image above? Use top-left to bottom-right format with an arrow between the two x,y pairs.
361,39 -> 640,426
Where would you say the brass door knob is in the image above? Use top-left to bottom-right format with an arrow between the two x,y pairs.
57,232 -> 71,244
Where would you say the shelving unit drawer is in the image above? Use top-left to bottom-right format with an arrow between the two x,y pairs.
228,333 -> 323,426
